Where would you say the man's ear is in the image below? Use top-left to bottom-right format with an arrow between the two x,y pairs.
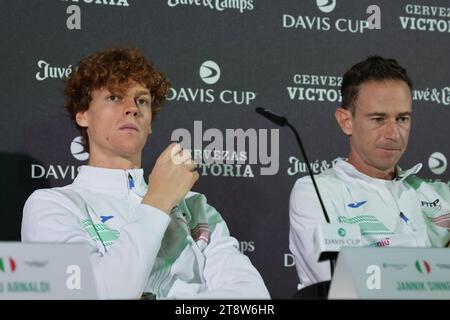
335,107 -> 353,136
75,110 -> 89,128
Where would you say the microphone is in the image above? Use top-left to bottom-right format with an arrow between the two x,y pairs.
255,107 -> 329,223
255,107 -> 287,127
255,107 -> 361,274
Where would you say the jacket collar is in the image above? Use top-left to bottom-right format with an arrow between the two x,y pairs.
333,158 -> 422,183
72,165 -> 148,197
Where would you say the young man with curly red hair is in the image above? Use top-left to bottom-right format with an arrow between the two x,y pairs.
22,47 -> 270,300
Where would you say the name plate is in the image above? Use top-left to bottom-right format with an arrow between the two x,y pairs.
328,247 -> 450,299
0,242 -> 98,300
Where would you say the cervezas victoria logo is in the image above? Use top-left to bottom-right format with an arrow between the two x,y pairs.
286,73 -> 342,103
62,0 -> 131,30
399,4 -> 450,33
61,0 -> 130,7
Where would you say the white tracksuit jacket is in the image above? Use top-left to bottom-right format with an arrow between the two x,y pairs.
289,158 -> 450,290
22,166 -> 270,300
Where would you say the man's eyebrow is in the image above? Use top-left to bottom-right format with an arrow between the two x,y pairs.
365,112 -> 412,117
365,112 -> 387,117
135,90 -> 151,96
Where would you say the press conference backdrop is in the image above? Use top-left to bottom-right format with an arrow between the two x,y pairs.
1,0 -> 449,298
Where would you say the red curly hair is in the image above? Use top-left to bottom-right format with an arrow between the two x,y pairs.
64,47 -> 170,151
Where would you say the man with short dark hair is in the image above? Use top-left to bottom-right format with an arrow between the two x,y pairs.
22,47 -> 270,300
289,56 -> 450,290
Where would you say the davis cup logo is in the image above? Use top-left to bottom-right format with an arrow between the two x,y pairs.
0,257 -> 17,273
71,136 -> 89,161
415,260 -> 431,274
199,60 -> 221,85
428,152 -> 447,175
316,0 -> 336,13
338,228 -> 346,237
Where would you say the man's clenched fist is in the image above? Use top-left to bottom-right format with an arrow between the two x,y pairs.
143,143 -> 199,213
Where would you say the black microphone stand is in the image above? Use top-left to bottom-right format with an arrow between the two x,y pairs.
256,107 -> 335,299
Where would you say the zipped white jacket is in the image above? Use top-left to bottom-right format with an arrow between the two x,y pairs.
22,166 -> 270,299
289,158 -> 450,289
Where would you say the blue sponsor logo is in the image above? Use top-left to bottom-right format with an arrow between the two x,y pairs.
100,215 -> 114,223
347,201 -> 367,208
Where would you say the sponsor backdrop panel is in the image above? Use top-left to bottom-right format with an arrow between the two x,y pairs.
0,0 -> 449,298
